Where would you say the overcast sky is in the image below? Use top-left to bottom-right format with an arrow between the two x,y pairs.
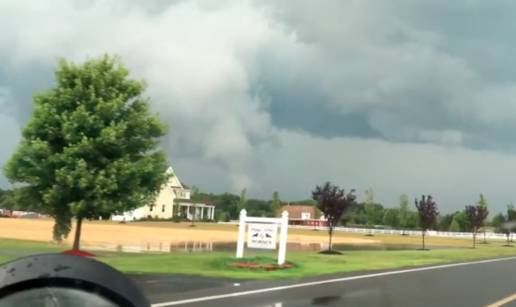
2,0 -> 516,213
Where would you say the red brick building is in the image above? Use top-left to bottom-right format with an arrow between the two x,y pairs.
280,205 -> 328,227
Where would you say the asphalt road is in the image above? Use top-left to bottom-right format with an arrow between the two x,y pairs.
134,257 -> 516,307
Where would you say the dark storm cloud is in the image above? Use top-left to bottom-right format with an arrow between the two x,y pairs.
257,0 -> 516,151
2,0 -> 516,212
0,63 -> 54,122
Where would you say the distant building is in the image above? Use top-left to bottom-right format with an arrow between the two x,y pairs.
111,166 -> 215,221
280,205 -> 328,227
0,209 -> 47,219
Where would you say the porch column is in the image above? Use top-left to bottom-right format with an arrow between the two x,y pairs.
211,207 -> 215,219
201,207 -> 204,219
187,205 -> 191,219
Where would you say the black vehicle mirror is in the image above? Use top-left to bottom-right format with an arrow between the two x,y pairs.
0,254 -> 149,307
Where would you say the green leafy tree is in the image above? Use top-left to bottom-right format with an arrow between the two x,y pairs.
398,194 -> 410,234
453,210 -> 472,232
217,193 -> 240,220
507,203 -> 516,221
364,202 -> 375,233
448,218 -> 460,232
477,194 -> 489,243
383,208 -> 400,228
247,199 -> 275,217
290,199 -> 317,206
271,191 -> 281,215
478,194 -> 487,207
364,202 -> 384,231
406,211 -> 420,229
346,204 -> 367,225
437,213 -> 454,231
492,212 -> 506,231
0,189 -> 16,211
217,211 -> 230,222
193,192 -> 240,220
4,56 -> 169,250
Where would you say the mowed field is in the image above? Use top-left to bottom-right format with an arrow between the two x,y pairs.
0,218 -> 380,251
3,218 -> 516,279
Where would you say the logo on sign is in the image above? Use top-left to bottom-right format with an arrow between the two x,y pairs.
247,223 -> 277,249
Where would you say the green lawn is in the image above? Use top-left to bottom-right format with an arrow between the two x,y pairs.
0,239 -> 64,264
1,238 -> 516,279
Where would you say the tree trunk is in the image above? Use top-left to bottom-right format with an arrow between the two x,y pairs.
472,230 -> 476,249
483,230 -> 486,243
422,230 -> 425,250
72,217 -> 83,250
328,228 -> 333,251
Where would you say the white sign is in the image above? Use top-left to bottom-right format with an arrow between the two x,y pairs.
236,210 -> 289,265
247,223 -> 277,249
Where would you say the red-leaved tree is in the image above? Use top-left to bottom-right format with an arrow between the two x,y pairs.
465,204 -> 489,248
312,182 -> 356,253
415,195 -> 439,250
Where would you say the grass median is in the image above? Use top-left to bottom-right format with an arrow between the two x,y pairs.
1,237 -> 516,280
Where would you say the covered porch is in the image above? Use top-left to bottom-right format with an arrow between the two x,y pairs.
173,201 -> 215,220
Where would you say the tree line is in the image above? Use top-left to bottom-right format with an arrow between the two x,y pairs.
189,187 -> 507,234
312,182 -> 493,251
3,183 -> 512,234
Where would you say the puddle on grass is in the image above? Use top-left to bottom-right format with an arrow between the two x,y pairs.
80,241 -> 454,253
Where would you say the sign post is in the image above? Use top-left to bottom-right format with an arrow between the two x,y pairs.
235,209 -> 289,265
277,211 -> 288,265
236,209 -> 246,258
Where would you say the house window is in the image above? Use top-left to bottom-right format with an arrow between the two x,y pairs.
162,204 -> 165,212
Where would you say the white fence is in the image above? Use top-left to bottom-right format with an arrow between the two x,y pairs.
220,221 -> 511,241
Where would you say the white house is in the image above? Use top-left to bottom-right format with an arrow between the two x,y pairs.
111,166 -> 215,221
